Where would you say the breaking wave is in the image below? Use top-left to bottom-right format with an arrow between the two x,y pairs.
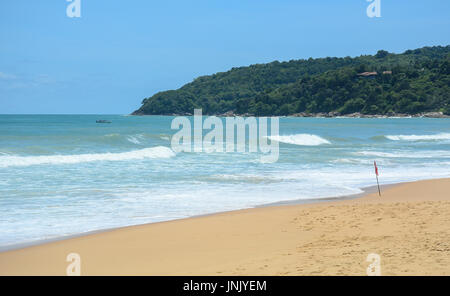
0,146 -> 175,168
385,133 -> 450,141
126,135 -> 144,145
268,134 -> 330,146
355,150 -> 450,158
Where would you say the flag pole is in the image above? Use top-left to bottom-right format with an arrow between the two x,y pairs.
376,174 -> 381,197
374,161 -> 381,197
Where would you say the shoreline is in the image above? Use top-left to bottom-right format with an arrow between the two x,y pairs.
0,183 -> 393,253
1,178 -> 449,275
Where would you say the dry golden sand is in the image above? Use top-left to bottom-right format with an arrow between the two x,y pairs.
0,178 -> 449,275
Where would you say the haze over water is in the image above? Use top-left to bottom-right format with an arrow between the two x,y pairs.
0,115 -> 449,247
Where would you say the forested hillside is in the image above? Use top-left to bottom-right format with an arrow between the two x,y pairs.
133,46 -> 450,116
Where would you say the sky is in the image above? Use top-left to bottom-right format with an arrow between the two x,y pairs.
0,0 -> 449,114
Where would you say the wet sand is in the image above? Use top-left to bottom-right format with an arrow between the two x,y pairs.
0,178 -> 449,275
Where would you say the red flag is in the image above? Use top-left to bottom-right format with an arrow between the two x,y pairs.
374,161 -> 379,176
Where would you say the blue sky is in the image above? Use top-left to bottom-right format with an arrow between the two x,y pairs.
1,0 -> 449,114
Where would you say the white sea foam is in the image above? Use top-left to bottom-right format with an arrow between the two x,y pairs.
126,135 -> 144,144
0,146 -> 175,168
331,158 -> 380,164
385,133 -> 450,141
268,134 -> 330,146
355,150 -> 450,158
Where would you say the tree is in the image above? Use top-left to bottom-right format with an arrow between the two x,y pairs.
132,45 -> 450,116
375,50 -> 389,59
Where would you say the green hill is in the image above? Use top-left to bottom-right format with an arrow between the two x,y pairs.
132,45 -> 450,116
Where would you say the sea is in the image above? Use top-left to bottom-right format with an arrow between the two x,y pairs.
0,114 -> 449,248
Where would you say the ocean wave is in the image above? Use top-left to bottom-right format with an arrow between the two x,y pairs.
0,146 -> 175,168
370,135 -> 389,141
331,158 -> 379,164
354,150 -> 450,158
267,134 -> 330,146
126,134 -> 144,145
204,173 -> 280,184
104,133 -> 121,138
385,133 -> 450,141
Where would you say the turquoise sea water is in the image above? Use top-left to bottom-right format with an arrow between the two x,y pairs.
0,115 -> 449,247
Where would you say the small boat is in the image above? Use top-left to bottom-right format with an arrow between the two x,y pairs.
96,120 -> 111,124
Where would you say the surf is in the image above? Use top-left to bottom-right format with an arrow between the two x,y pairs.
385,133 -> 450,141
0,146 -> 175,168
267,134 -> 330,146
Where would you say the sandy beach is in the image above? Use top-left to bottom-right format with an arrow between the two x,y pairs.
0,178 -> 449,276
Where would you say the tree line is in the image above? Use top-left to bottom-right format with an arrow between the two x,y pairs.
133,46 -> 450,116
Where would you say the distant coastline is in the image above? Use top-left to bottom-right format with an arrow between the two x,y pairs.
131,111 -> 450,118
133,45 -> 450,117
